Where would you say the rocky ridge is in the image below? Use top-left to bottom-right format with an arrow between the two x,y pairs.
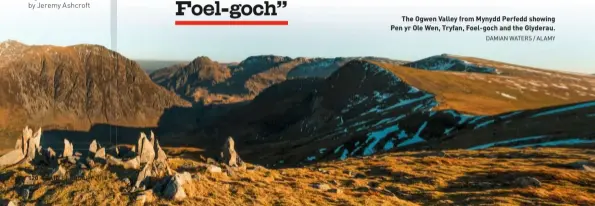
149,55 -> 407,104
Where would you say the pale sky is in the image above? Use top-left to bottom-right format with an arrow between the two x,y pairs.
0,0 -> 594,73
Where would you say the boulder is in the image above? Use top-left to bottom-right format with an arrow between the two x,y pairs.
20,126 -> 33,155
24,128 -> 42,161
163,172 -> 192,200
5,200 -> 18,206
513,177 -> 541,188
137,133 -> 155,164
154,140 -> 167,162
206,165 -> 222,173
31,128 -> 42,152
583,165 -> 595,172
136,133 -> 147,153
124,158 -> 141,170
134,163 -> 153,189
107,156 -> 140,170
220,136 -> 243,167
89,140 -> 100,155
95,148 -> 106,160
149,131 -> 156,147
25,138 -> 37,161
63,139 -> 74,158
0,149 -> 25,167
312,183 -> 331,190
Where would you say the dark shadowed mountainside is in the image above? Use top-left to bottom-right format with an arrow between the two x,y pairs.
0,40 -> 191,151
188,57 -> 595,167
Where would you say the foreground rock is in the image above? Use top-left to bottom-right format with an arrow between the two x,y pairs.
89,140 -> 101,156
137,133 -> 156,164
220,136 -> 244,167
0,126 -> 44,167
513,177 -> 542,188
128,132 -> 174,192
107,156 -> 140,170
63,139 -> 74,158
162,172 -> 193,200
0,150 -> 25,167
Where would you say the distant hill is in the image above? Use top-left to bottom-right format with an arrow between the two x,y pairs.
0,40 -> 191,151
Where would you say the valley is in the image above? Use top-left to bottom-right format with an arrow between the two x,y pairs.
0,40 -> 594,205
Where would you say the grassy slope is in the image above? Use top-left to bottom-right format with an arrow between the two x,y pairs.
370,61 -> 595,115
0,148 -> 593,205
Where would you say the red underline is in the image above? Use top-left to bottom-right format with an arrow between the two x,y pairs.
175,20 -> 289,26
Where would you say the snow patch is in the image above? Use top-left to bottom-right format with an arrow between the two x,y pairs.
363,125 -> 400,156
496,91 -> 517,100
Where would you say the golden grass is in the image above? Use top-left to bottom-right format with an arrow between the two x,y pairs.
368,61 -> 595,115
1,147 -> 593,205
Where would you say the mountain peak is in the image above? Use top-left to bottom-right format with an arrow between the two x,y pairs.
190,56 -> 215,64
0,39 -> 26,46
239,55 -> 292,66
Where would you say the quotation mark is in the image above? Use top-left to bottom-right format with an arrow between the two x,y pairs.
276,1 -> 287,8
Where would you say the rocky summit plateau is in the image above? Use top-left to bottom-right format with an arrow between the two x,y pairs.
1,41 -> 594,206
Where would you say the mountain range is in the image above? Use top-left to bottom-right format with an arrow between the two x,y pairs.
1,40 -> 595,205
1,40 -> 594,166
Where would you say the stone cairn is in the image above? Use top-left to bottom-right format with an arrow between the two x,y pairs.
0,128 -> 247,202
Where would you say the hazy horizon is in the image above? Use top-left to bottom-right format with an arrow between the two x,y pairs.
1,0 -> 594,73
2,38 -> 594,74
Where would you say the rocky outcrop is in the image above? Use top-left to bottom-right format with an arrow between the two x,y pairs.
137,133 -> 156,164
0,149 -> 25,167
89,140 -> 100,155
98,132 -> 173,192
162,172 -> 192,200
63,139 -> 74,158
220,137 -> 243,167
0,126 -> 45,167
